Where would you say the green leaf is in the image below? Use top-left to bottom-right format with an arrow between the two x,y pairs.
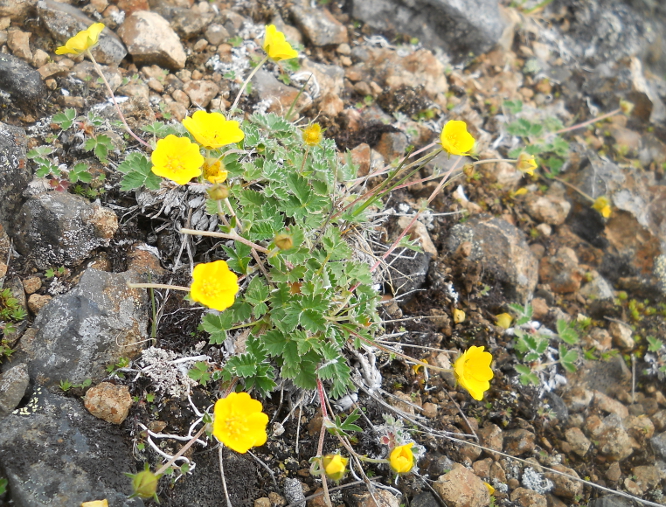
69,162 -> 91,184
201,312 -> 234,344
515,364 -> 539,385
188,361 -> 211,386
559,345 -> 578,373
116,152 -> 162,191
52,108 -> 77,130
503,100 -> 523,114
263,329 -> 287,356
647,336 -> 664,353
557,319 -> 579,345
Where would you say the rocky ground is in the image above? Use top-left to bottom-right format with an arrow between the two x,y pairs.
1,0 -> 666,506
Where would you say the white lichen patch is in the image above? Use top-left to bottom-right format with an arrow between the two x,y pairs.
522,466 -> 554,494
137,347 -> 200,398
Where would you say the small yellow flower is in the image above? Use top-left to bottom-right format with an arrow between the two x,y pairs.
453,346 -> 494,401
183,111 -> 245,150
190,260 -> 239,312
389,443 -> 415,474
323,454 -> 348,481
263,24 -> 299,61
302,123 -> 323,146
511,187 -> 528,197
440,120 -> 475,156
213,392 -> 269,454
151,135 -> 204,185
495,313 -> 513,329
516,153 -> 538,176
453,308 -> 465,324
484,482 -> 495,496
56,23 -> 105,55
203,157 -> 228,184
592,196 -> 611,218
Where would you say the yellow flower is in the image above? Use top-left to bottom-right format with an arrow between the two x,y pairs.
263,24 -> 299,61
592,196 -> 611,218
453,308 -> 465,324
151,135 -> 204,185
453,346 -> 494,401
484,482 -> 495,496
189,260 -> 239,312
440,120 -> 475,156
516,153 -> 538,176
323,454 -> 348,481
213,392 -> 269,453
495,313 -> 513,329
56,23 -> 105,55
389,443 -> 415,474
303,123 -> 323,146
203,157 -> 228,184
183,111 -> 245,150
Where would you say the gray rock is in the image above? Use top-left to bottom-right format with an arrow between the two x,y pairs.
445,215 -> 538,303
37,0 -> 127,66
12,192 -> 118,270
0,363 -> 29,418
351,0 -> 507,62
3,268 -> 149,387
290,0 -> 348,46
651,431 -> 666,460
252,69 -> 312,115
152,4 -> 215,38
0,54 -> 47,108
0,122 -> 31,232
0,0 -> 37,20
587,496 -> 635,507
117,11 -> 187,70
0,388 -> 144,507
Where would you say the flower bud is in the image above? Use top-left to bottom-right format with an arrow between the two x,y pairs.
323,454 -> 348,482
274,233 -> 293,250
495,313 -> 512,329
81,501 -> 108,507
592,195 -> 611,218
619,99 -> 634,115
516,153 -> 537,176
453,308 -> 465,324
129,467 -> 159,501
462,164 -> 475,178
203,157 -> 228,184
207,184 -> 229,201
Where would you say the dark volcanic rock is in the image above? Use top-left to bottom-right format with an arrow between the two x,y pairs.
351,0 -> 508,62
0,388 -> 143,507
0,54 -> 47,108
0,122 -> 31,232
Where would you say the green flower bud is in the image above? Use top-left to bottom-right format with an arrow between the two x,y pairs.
128,465 -> 160,502
274,233 -> 293,250
207,184 -> 229,201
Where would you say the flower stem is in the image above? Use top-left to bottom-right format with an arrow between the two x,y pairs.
155,425 -> 207,476
85,50 -> 151,149
179,228 -> 269,253
555,107 -> 622,135
126,282 -> 190,292
228,55 -> 269,119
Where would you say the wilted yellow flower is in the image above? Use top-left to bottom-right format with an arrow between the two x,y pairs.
213,392 -> 269,454
151,135 -> 204,185
263,24 -> 298,61
440,120 -> 475,156
303,123 -> 323,146
484,482 -> 495,495
592,196 -> 611,218
323,454 -> 348,481
81,501 -> 109,507
453,308 -> 466,324
56,23 -> 105,55
389,443 -> 415,474
203,157 -> 228,184
495,313 -> 513,329
453,346 -> 494,401
190,260 -> 239,312
516,153 -> 538,176
183,111 -> 245,149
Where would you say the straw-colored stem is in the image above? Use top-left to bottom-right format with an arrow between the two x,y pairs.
179,228 -> 268,253
228,55 -> 269,119
127,282 -> 190,292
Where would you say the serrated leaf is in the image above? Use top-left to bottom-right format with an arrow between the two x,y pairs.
117,152 -> 162,191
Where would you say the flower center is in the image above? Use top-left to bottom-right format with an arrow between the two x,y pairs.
200,280 -> 223,299
166,156 -> 186,174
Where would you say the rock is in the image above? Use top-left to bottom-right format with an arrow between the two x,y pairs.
0,122 -> 31,231
478,422 -> 503,457
539,246 -> 584,294
605,462 -> 622,483
629,465 -> 661,495
433,463 -> 490,507
0,0 -> 36,20
27,293 -> 51,313
351,0 -> 508,62
283,478 -> 306,507
299,59 -> 345,99
593,390 -> 629,419
0,388 -> 143,506
183,79 -> 220,108
652,410 -> 666,432
445,215 -> 538,303
375,131 -> 408,164
255,498 -> 271,507
84,382 -> 132,424
205,23 -> 229,46
503,428 -> 535,456
3,268 -> 149,387
289,0 -> 347,46
7,29 -> 32,61
566,356 -> 631,396
525,193 -> 571,226
651,431 -> 666,459
349,489 -> 400,507
396,216 -> 437,258
115,0 -> 149,15
585,413 -> 634,460
252,69 -> 312,117
564,427 -> 591,457
12,192 -> 118,270
510,488 -> 547,507
37,0 -> 127,65
155,4 -> 215,38
0,53 -> 47,109
544,464 -> 583,499
587,497 -> 635,507
22,276 -> 42,295
117,11 -> 187,70
0,363 -> 29,418
609,321 -> 634,350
